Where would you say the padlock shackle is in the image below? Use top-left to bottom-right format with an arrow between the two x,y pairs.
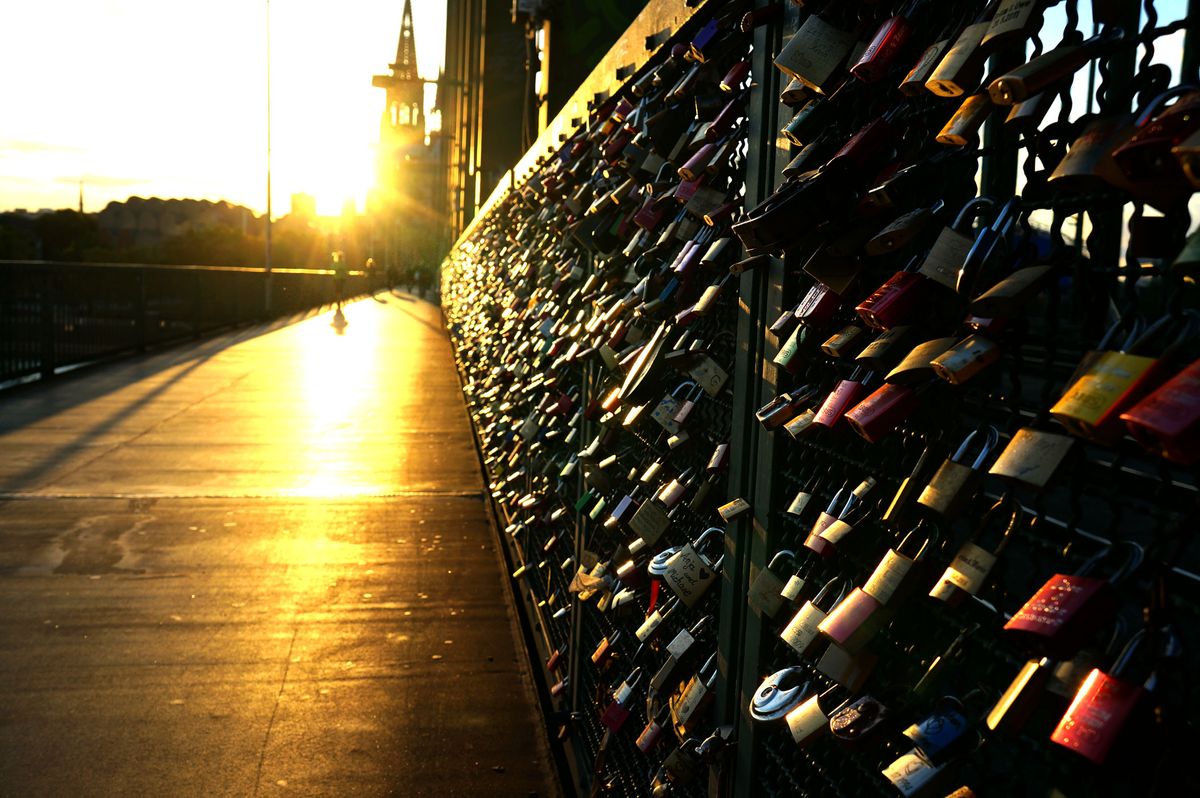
951,425 -> 1000,468
1076,540 -> 1146,583
811,576 -> 850,610
897,518 -> 941,559
1133,84 -> 1200,128
768,549 -> 798,570
971,495 -> 1024,553
951,195 -> 998,231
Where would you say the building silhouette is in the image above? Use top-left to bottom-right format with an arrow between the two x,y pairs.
371,0 -> 447,278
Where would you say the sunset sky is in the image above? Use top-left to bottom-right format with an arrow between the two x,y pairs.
0,1 -> 446,217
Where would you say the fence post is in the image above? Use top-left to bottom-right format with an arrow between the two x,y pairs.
39,268 -> 55,379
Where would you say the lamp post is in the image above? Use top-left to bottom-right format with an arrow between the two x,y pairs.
264,0 -> 274,315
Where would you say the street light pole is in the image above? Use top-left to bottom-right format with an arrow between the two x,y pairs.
264,0 -> 274,315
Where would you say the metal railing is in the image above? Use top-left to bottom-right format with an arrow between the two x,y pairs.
0,260 -> 367,384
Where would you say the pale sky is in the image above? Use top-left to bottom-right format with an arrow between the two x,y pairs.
0,1 -> 446,216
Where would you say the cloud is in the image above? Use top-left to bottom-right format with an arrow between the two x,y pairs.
55,174 -> 148,188
0,139 -> 85,155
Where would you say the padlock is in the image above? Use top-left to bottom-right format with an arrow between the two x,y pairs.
863,522 -> 941,605
671,652 -> 718,739
635,597 -> 679,644
924,17 -> 992,97
855,258 -> 933,331
1175,128 -> 1200,188
1003,541 -> 1144,658
916,426 -> 999,520
917,196 -> 999,292
773,13 -> 857,94
782,98 -> 833,147
1050,315 -> 1190,442
636,705 -> 672,753
756,387 -> 819,430
1112,87 -> 1200,206
794,280 -> 843,329
850,3 -> 922,83
981,0 -> 1047,51
829,694 -> 890,750
662,527 -> 725,607
818,583 -> 890,653
785,685 -> 850,748
591,630 -> 623,668
629,494 -> 673,547
902,694 -> 977,762
899,34 -> 952,96
812,369 -> 874,428
816,641 -> 879,692
930,497 -> 1022,605
746,550 -> 798,618
657,467 -> 697,510
822,324 -> 870,359
546,645 -> 566,674
778,554 -> 816,605
986,656 -> 1054,736
881,445 -> 940,530
989,28 -> 1124,105
1050,627 -> 1162,764
866,199 -> 945,255
601,667 -> 643,732
935,91 -> 994,146
987,427 -> 1075,490
750,667 -> 813,723
969,262 -> 1053,319
1120,356 -> 1200,464
664,615 -> 711,663
659,738 -> 702,785
844,382 -> 920,443
857,326 -> 916,370
672,383 -> 707,425
930,333 -> 1001,385
805,478 -> 876,557
882,748 -> 944,797
781,577 -> 849,658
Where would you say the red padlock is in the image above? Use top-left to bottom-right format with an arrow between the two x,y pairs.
1120,356 -> 1200,465
1050,627 -> 1167,764
636,706 -> 671,753
795,281 -> 843,329
844,382 -> 920,443
1003,542 -> 1144,659
856,261 -> 931,331
850,11 -> 915,84
600,667 -> 643,732
812,369 -> 874,428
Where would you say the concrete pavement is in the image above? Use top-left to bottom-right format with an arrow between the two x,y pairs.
0,293 -> 558,797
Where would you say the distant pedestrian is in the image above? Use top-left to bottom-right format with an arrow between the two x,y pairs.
331,250 -> 348,309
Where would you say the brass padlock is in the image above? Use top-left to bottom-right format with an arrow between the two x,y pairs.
746,550 -> 799,618
929,332 -> 1001,385
988,427 -> 1075,490
781,577 -> 849,658
916,426 -> 999,520
929,497 -> 1022,605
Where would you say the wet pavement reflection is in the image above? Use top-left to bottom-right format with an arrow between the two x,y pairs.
0,295 -> 558,797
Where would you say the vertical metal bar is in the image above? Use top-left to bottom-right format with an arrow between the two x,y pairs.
39,268 -> 55,379
136,268 -> 147,353
724,3 -> 786,796
1185,0 -> 1200,83
982,46 -> 1025,199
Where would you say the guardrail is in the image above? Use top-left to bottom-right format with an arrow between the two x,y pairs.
0,260 -> 368,385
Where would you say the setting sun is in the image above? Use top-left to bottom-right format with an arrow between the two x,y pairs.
0,1 -> 445,217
